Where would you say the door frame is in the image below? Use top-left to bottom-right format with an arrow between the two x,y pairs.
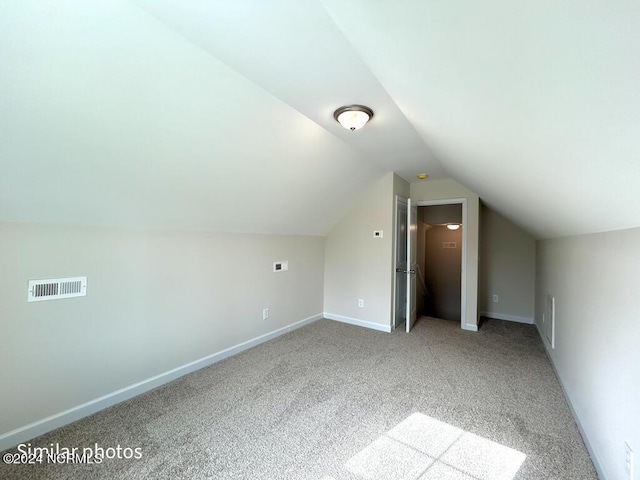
416,198 -> 468,331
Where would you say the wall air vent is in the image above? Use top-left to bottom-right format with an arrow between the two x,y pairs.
28,276 -> 87,302
546,295 -> 555,348
443,242 -> 457,249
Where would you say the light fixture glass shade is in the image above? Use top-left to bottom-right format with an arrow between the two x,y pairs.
334,105 -> 374,131
447,224 -> 461,230
336,110 -> 370,130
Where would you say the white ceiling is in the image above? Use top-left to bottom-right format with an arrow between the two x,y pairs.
1,0 -> 639,238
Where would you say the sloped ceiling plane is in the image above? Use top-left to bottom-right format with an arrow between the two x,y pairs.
1,0 -> 639,239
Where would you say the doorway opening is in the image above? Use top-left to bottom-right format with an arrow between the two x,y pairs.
416,199 -> 468,330
393,197 -> 468,332
418,204 -> 462,322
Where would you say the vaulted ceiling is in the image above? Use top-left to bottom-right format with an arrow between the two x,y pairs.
2,1 -> 639,238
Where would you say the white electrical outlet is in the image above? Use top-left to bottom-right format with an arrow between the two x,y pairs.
492,294 -> 499,303
262,308 -> 269,320
358,299 -> 364,308
625,442 -> 634,479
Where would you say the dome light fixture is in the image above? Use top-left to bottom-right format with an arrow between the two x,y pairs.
333,105 -> 374,131
447,224 -> 461,231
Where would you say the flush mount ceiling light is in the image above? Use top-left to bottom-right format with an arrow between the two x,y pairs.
447,224 -> 461,230
333,105 -> 374,131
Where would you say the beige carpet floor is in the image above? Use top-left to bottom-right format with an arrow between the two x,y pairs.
1,317 -> 597,479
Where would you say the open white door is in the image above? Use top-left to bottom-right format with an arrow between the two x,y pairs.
406,199 -> 418,332
394,196 -> 408,329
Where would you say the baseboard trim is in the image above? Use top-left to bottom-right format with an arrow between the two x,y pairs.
534,322 -> 608,480
480,311 -> 534,324
462,323 -> 479,332
0,312 -> 323,452
324,312 -> 392,333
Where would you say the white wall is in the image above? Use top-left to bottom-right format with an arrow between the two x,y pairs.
536,227 -> 640,480
0,223 -> 324,449
410,179 -> 480,330
393,172 -> 411,199
480,204 -> 536,323
324,172 -> 408,331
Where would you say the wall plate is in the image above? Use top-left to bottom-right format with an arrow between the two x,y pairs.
273,261 -> 288,272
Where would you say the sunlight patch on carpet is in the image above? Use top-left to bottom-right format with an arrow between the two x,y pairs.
341,413 -> 526,480
345,436 -> 434,480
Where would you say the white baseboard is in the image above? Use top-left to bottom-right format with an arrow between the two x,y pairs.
0,313 -> 323,452
534,323 -> 607,480
324,312 -> 392,333
480,311 -> 534,324
462,323 -> 478,332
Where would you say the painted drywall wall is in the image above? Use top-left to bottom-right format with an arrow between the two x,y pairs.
324,172 -> 405,330
480,205 -> 535,323
416,219 -> 428,315
535,227 -> 640,480
393,172 -> 411,199
421,204 -> 462,224
0,223 -> 324,445
410,179 -> 480,330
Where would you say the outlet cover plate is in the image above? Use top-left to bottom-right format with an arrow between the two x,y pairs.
273,261 -> 288,272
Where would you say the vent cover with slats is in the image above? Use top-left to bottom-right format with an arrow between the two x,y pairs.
28,277 -> 87,302
442,242 -> 457,249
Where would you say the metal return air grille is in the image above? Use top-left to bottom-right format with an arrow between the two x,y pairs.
28,277 -> 87,302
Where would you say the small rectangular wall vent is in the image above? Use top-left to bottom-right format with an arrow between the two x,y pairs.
443,242 -> 457,249
546,295 -> 555,348
28,276 -> 87,302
